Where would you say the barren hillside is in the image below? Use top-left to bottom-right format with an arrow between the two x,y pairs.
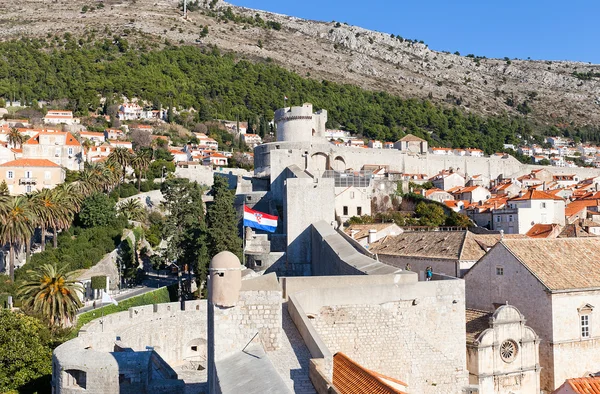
2,0 -> 600,125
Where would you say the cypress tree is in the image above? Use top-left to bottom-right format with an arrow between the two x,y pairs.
207,175 -> 243,260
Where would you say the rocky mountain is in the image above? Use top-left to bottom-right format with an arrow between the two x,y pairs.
2,0 -> 600,125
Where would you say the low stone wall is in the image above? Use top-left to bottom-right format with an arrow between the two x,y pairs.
287,279 -> 469,394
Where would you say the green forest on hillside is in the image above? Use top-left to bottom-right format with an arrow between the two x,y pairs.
0,36 -> 598,153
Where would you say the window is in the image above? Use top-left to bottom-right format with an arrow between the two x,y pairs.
25,171 -> 32,179
581,315 -> 590,338
343,206 -> 348,216
508,215 -> 514,222
55,148 -> 61,156
496,267 -> 504,276
350,191 -> 355,199
541,202 -> 547,209
65,369 -> 87,389
68,147 -> 74,155
496,216 -> 501,223
6,171 -> 13,179
26,185 -> 32,193
357,206 -> 362,216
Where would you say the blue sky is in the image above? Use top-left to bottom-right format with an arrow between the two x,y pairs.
229,0 -> 599,63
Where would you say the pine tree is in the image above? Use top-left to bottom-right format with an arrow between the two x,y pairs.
0,181 -> 8,196
207,175 -> 242,260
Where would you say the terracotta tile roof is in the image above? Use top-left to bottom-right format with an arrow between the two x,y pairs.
465,309 -> 492,344
558,223 -> 595,239
0,159 -> 60,167
565,377 -> 600,393
510,188 -> 564,201
398,134 -> 425,142
425,187 -> 449,197
333,352 -> 407,394
565,200 -> 598,217
500,238 -> 600,291
526,223 -> 561,238
369,231 -> 500,262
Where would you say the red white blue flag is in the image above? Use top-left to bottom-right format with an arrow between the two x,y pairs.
243,206 -> 278,233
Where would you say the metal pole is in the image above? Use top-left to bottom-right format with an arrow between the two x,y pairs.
242,200 -> 246,267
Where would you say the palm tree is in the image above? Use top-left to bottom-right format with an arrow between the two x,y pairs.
81,139 -> 93,162
107,147 -> 133,185
118,198 -> 146,221
7,127 -> 26,149
0,196 -> 34,281
131,150 -> 151,191
17,263 -> 83,327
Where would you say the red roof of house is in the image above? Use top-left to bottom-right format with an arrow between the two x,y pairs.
526,223 -> 560,238
0,159 -> 60,167
510,189 -> 564,201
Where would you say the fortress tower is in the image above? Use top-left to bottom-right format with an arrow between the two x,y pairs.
274,103 -> 327,142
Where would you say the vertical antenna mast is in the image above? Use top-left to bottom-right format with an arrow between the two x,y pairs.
183,0 -> 187,19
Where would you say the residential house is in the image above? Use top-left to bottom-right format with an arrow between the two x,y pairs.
0,145 -> 16,165
118,103 -> 143,121
367,140 -> 382,149
369,230 -> 502,278
451,186 -> 491,204
553,174 -> 579,188
344,223 -> 403,248
430,169 -> 466,191
546,136 -> 570,148
335,185 -> 371,222
492,189 -> 566,234
466,305 -> 541,394
104,129 -> 125,140
422,187 -> 453,203
348,140 -> 365,148
169,148 -> 190,163
490,180 -> 521,198
429,147 -> 454,155
444,199 -> 469,213
22,131 -> 82,171
394,134 -> 428,154
202,152 -> 228,167
193,133 -> 218,151
85,144 -> 113,163
465,148 -> 484,157
0,159 -> 65,195
79,131 -> 106,146
526,223 -> 562,238
464,238 -> 600,392
241,133 -> 262,148
453,148 -> 467,156
108,140 -> 133,150
465,174 -> 489,188
43,110 -> 80,125
383,142 -> 395,149
131,124 -> 153,133
518,146 -> 533,156
325,129 -> 352,142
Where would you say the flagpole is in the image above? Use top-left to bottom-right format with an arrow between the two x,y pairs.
242,200 -> 246,267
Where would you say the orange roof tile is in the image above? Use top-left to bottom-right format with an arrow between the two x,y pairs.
510,189 -> 564,201
526,223 -> 561,238
333,352 -> 407,394
0,159 -> 60,167
566,377 -> 600,393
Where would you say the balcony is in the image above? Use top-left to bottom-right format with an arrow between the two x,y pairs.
19,177 -> 37,185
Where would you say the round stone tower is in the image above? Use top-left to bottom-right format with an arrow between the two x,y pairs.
275,103 -> 328,142
208,251 -> 242,307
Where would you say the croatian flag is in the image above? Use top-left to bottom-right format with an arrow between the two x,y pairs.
243,206 -> 278,233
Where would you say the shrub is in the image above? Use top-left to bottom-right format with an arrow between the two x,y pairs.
78,193 -> 117,228
90,275 -> 107,290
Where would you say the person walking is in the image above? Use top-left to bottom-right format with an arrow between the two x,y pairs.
405,263 -> 411,271
426,266 -> 433,281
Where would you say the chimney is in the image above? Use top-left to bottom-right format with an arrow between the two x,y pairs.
518,190 -> 524,198
368,229 -> 377,244
543,181 -> 546,191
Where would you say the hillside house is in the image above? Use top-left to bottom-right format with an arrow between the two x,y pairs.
202,152 -> 228,167
465,238 -> 600,392
23,130 -> 82,171
79,131 -> 106,146
43,110 -> 80,125
335,185 -> 371,222
241,133 -> 262,148
492,189 -> 566,234
430,169 -> 466,191
368,140 -> 382,149
450,186 -> 491,204
0,158 -> 65,195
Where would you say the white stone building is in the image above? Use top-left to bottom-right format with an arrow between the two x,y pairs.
492,188 -> 566,234
465,238 -> 600,392
335,185 -> 371,222
43,110 -> 80,125
394,134 -> 428,154
430,170 -> 466,191
22,130 -> 83,171
466,305 -> 541,394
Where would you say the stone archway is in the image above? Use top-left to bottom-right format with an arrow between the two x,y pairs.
310,152 -> 329,173
332,156 -> 346,171
182,338 -> 207,370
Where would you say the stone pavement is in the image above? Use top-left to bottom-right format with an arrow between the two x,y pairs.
268,303 -> 317,394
